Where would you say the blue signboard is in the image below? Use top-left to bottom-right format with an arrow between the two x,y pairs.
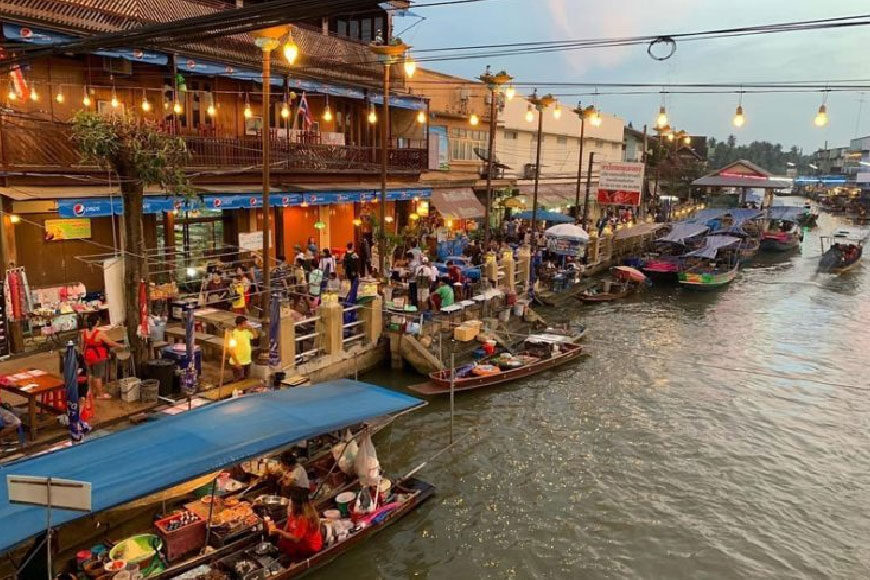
57,198 -> 121,218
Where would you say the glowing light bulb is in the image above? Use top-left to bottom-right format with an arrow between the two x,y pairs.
505,85 -> 516,101
446,219 -> 454,228
283,38 -> 298,64
7,89 -> 16,101
353,218 -> 362,226
228,338 -> 238,349
525,106 -> 534,123
186,267 -> 196,277
207,104 -> 215,117
590,111 -> 602,127
403,58 -> 416,78
243,104 -> 252,119
553,105 -> 562,119
683,135 -> 691,145
9,214 -> 21,224
469,114 -> 480,126
280,103 -> 289,119
409,212 -> 419,221
323,105 -> 332,122
110,93 -> 118,108
733,105 -> 745,127
30,87 -> 39,102
301,200 -> 309,207
656,105 -> 668,128
384,215 -> 394,223
416,110 -> 426,124
83,93 -> 92,107
814,104 -> 828,127
55,90 -> 64,104
368,108 -> 377,124
173,100 -> 182,114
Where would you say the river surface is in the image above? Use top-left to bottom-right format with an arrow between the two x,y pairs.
321,202 -> 870,579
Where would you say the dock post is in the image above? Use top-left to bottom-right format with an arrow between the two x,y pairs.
449,350 -> 455,444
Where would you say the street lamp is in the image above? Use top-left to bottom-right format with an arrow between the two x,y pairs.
527,90 -> 556,253
479,66 -> 512,246
253,24 -> 298,328
573,102 -> 597,224
370,37 -> 412,275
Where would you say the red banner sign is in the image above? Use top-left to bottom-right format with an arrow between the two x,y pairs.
597,161 -> 645,207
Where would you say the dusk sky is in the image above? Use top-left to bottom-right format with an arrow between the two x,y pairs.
398,0 -> 870,153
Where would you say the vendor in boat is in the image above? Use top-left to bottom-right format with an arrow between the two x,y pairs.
266,487 -> 323,560
267,450 -> 311,496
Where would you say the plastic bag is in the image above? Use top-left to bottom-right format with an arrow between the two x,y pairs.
354,432 -> 380,487
332,429 -> 358,475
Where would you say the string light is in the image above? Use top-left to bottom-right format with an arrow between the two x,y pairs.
30,85 -> 39,102
243,93 -> 252,119
590,109 -> 602,127
525,104 -> 534,123
814,102 -> 828,127
55,88 -> 64,104
280,100 -> 290,119
403,56 -> 417,79
110,84 -> 118,108
7,87 -> 16,101
553,104 -> 562,119
505,85 -> 516,101
416,110 -> 426,124
283,30 -> 299,64
322,95 -> 332,122
733,105 -> 745,127
368,104 -> 377,124
656,105 -> 668,128
173,99 -> 182,114
469,114 -> 480,126
141,91 -> 151,112
82,87 -> 92,107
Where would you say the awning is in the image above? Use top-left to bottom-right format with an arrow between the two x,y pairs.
429,188 -> 484,219
685,208 -> 762,229
511,210 -> 573,223
516,183 -> 584,208
658,223 -> 709,243
0,380 -> 423,553
692,175 -> 792,189
3,22 -> 425,111
686,235 -> 741,258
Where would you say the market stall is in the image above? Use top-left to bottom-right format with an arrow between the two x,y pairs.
0,380 -> 430,580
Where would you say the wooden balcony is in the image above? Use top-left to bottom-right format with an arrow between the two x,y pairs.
0,115 -> 426,176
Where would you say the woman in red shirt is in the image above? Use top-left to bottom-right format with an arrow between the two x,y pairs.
267,495 -> 323,560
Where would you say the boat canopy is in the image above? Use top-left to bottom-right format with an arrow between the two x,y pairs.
0,381 -> 423,553
686,208 -> 762,229
685,235 -> 741,258
765,206 -> 805,222
658,223 -> 709,243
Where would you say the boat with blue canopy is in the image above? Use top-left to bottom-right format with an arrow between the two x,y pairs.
678,235 -> 742,288
642,223 -> 710,282
760,206 -> 804,251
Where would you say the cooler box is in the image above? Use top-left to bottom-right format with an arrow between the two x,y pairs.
155,514 -> 206,562
161,345 -> 202,376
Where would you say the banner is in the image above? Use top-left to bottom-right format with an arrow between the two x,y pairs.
45,218 -> 91,241
597,161 -> 645,206
238,231 -> 263,252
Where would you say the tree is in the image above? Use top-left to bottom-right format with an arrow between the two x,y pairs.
71,112 -> 190,366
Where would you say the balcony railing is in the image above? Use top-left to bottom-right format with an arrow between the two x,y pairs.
0,115 -> 426,174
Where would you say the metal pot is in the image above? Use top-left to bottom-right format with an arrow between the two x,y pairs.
254,495 -> 288,507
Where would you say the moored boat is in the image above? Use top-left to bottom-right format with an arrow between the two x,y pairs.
418,338 -> 584,394
677,235 -> 741,289
819,228 -> 867,273
642,223 -> 710,282
760,206 -> 803,251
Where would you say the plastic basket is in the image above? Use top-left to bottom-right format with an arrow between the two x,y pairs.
118,377 -> 141,403
140,379 -> 159,403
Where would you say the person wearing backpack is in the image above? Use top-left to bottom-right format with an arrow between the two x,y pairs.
79,315 -> 121,399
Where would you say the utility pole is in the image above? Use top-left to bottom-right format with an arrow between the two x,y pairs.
527,90 -> 555,254
479,67 -> 512,246
582,152 -> 595,226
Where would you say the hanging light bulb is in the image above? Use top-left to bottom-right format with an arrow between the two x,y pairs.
243,93 -> 252,119
55,88 -> 64,104
141,92 -> 151,112
82,87 -> 92,107
733,105 -> 745,127
814,104 -> 828,127
173,100 -> 183,114
525,104 -> 534,123
206,103 -> 215,117
409,212 -> 419,221
416,110 -> 426,124
590,110 -> 602,127
352,218 -> 362,227
403,57 -> 417,79
656,105 -> 668,128
322,95 -> 332,122
7,87 -> 16,101
110,85 -> 118,109
30,85 -> 39,102
282,31 -> 299,64
280,100 -> 290,119
553,104 -> 562,119
469,114 -> 480,126
505,85 -> 516,101
683,134 -> 692,145
368,105 -> 377,124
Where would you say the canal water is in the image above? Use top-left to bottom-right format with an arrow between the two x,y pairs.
323,204 -> 870,579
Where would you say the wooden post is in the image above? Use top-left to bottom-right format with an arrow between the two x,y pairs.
218,328 -> 228,398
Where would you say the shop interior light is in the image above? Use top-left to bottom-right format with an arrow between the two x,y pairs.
243,94 -> 252,119
469,114 -> 480,126
301,200 -> 309,207
446,219 -> 454,228
110,86 -> 118,108
207,103 -> 216,117
173,100 -> 182,114
323,95 -> 332,122
141,96 -> 151,112
505,85 -> 516,101
314,220 -> 326,230
82,87 -> 92,107
409,212 -> 419,221
384,215 -> 394,223
416,110 -> 426,124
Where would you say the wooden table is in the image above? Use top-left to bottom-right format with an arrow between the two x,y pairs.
0,368 -> 66,441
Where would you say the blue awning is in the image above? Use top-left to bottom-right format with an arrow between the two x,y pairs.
685,235 -> 741,258
685,208 -> 762,230
2,23 -> 167,65
659,223 -> 709,243
0,380 -> 422,553
512,210 -> 573,223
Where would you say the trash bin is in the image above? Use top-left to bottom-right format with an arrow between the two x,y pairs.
143,359 -> 176,397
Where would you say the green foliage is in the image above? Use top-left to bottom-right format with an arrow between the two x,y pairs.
707,135 -> 808,174
70,111 -> 191,194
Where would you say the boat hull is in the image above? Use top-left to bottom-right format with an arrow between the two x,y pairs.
678,267 -> 738,289
760,234 -> 800,251
418,344 -> 584,394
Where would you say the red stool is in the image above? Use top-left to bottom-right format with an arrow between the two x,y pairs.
40,390 -> 67,412
81,390 -> 95,423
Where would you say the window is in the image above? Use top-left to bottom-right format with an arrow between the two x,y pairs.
450,127 -> 488,161
505,130 -> 518,140
556,135 -> 568,145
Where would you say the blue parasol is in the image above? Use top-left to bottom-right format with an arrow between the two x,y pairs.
63,340 -> 82,443
269,293 -> 280,367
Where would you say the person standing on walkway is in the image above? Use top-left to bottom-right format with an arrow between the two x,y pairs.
229,315 -> 256,381
343,242 -> 360,281
80,314 -> 122,399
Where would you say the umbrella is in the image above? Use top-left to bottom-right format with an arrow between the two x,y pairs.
544,223 -> 590,242
63,340 -> 82,443
612,265 -> 646,283
137,280 -> 149,339
269,292 -> 280,368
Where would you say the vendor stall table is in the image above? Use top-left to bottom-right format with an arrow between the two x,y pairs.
0,369 -> 65,441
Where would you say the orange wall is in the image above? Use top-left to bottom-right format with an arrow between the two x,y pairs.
328,204 -> 356,252
281,207 -> 318,257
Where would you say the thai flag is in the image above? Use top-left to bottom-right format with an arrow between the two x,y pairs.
297,92 -> 313,130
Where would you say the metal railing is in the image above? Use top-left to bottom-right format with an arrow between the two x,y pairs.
294,315 -> 322,365
341,304 -> 365,346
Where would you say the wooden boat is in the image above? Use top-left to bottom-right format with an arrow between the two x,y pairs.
819,228 -> 866,273
796,211 -> 818,228
760,229 -> 801,251
642,224 -> 709,282
578,284 -> 630,302
416,339 -> 584,394
677,235 -> 741,289
543,322 -> 586,342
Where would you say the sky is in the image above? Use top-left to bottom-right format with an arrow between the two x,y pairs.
396,0 -> 870,152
